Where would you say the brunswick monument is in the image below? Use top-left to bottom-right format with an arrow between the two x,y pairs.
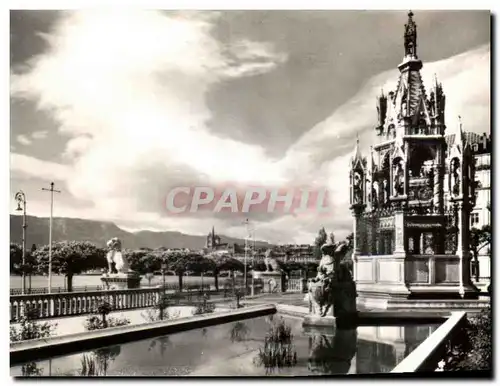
348,12 -> 479,309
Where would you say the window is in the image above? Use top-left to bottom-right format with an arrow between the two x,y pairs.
471,213 -> 480,227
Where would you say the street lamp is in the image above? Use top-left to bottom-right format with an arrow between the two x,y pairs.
15,191 -> 27,295
161,262 -> 167,296
160,262 -> 168,321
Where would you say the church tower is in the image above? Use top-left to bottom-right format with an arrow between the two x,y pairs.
350,12 -> 478,309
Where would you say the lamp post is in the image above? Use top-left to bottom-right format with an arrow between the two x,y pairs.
42,182 -> 61,294
161,262 -> 167,295
160,262 -> 167,320
15,191 -> 27,295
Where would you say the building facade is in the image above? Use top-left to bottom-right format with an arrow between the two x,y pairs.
467,133 -> 491,288
349,12 -> 480,308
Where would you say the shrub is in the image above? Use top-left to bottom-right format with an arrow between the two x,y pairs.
192,298 -> 216,315
444,307 -> 492,371
10,306 -> 57,342
141,295 -> 180,322
84,315 -> 130,331
83,299 -> 130,331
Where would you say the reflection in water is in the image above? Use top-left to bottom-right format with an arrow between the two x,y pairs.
307,328 -> 357,375
11,316 -> 438,377
230,321 -> 250,343
254,317 -> 297,375
79,345 -> 121,376
149,336 -> 172,358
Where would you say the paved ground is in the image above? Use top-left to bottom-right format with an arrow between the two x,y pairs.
10,292 -> 300,339
10,305 -> 233,338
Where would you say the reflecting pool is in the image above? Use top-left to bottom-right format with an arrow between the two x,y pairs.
11,315 -> 439,376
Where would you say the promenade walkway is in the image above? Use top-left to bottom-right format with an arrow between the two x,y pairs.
10,293 -> 301,339
11,305 -> 233,338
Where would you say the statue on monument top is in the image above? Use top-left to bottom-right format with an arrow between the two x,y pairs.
105,237 -> 130,274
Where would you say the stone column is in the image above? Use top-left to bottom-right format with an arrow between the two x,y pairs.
351,205 -> 365,282
393,211 -> 405,256
404,141 -> 410,196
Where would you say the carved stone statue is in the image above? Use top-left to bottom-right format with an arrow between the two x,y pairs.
451,159 -> 461,197
383,179 -> 388,202
307,241 -> 353,318
106,237 -> 130,274
372,181 -> 379,206
352,172 -> 363,204
393,160 -> 405,196
263,249 -> 280,272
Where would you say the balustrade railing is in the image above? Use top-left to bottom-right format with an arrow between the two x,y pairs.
287,278 -> 306,293
10,284 -> 265,322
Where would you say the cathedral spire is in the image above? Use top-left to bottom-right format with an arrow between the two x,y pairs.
404,10 -> 418,59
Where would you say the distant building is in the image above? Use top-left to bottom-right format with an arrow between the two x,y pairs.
448,132 -> 491,289
204,227 -> 230,253
233,243 -> 316,265
203,227 -> 317,265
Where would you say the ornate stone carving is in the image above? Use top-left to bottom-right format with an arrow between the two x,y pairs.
353,171 -> 363,204
306,241 -> 356,318
393,160 -> 405,197
450,158 -> 461,197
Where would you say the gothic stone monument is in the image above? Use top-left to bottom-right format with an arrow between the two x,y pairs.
303,240 -> 357,327
101,237 -> 141,290
349,12 -> 478,310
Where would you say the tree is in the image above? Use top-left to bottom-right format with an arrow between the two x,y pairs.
123,249 -> 150,273
33,241 -> 106,292
213,256 -> 245,291
164,251 -> 208,292
10,243 -> 22,275
470,225 -> 491,281
313,228 -> 328,260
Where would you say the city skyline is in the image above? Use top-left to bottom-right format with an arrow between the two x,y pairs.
10,10 -> 490,244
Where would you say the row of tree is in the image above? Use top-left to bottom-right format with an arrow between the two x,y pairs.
10,241 -> 322,292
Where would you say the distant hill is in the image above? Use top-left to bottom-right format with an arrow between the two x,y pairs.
10,215 -> 273,250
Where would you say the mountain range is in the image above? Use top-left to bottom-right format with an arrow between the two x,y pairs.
10,215 -> 274,250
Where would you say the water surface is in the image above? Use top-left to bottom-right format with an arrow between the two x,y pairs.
11,315 -> 438,376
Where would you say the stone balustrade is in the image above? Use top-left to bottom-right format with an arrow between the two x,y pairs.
10,284 -> 265,322
287,278 -> 307,293
10,287 -> 162,322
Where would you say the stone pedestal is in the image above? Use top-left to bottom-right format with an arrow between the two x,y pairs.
253,271 -> 283,293
101,272 -> 141,290
303,315 -> 337,327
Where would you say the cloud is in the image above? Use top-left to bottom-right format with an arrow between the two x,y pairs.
10,9 -> 490,244
11,10 -> 288,218
31,130 -> 48,139
11,153 -> 70,181
16,135 -> 32,145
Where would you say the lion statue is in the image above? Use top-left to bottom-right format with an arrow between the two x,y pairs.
263,249 -> 281,272
105,237 -> 130,274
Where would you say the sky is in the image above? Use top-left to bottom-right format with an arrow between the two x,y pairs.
9,10 -> 491,244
